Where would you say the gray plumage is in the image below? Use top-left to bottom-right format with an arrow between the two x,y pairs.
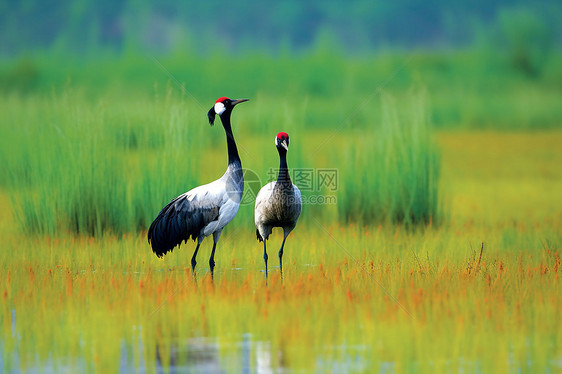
255,181 -> 302,242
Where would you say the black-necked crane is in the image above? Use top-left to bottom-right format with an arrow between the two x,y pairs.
148,97 -> 249,274
254,132 -> 302,276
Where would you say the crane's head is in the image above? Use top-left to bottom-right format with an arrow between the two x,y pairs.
275,132 -> 289,151
207,97 -> 249,126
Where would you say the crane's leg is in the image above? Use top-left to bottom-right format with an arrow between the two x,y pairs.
209,231 -> 222,276
278,232 -> 289,277
209,242 -> 217,276
263,241 -> 268,277
191,238 -> 203,273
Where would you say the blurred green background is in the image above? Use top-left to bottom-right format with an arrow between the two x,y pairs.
2,0 -> 561,112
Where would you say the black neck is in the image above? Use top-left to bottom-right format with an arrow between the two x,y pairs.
220,110 -> 241,166
277,148 -> 290,184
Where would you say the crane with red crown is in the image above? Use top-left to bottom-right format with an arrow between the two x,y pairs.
148,97 -> 249,275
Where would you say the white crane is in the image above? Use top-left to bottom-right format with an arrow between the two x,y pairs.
148,97 -> 249,274
254,132 -> 302,276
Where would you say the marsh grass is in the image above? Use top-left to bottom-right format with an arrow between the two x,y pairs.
2,89 -> 207,236
339,92 -> 440,225
1,129 -> 561,372
0,218 -> 560,373
2,87 -> 440,236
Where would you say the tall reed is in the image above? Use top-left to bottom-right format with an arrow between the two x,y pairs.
338,92 -> 441,225
4,89 -> 205,236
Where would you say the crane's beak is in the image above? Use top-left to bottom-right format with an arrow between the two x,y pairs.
231,98 -> 249,106
280,139 -> 289,151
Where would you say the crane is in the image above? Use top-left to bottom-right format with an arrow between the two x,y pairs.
148,97 -> 249,275
254,132 -> 302,276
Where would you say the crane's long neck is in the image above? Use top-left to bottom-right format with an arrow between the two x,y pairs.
277,149 -> 291,185
220,112 -> 241,167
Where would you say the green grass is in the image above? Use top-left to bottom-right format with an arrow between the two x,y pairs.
1,86 -> 441,236
2,89 -> 207,236
338,91 -> 440,225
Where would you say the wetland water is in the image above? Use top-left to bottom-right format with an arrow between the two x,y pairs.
1,322 -> 369,373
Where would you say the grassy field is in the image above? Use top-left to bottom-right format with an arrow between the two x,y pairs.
0,53 -> 561,372
1,127 -> 561,372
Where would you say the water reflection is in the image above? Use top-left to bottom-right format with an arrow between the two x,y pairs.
117,334 -> 285,374
156,337 -> 223,373
4,333 -> 561,373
